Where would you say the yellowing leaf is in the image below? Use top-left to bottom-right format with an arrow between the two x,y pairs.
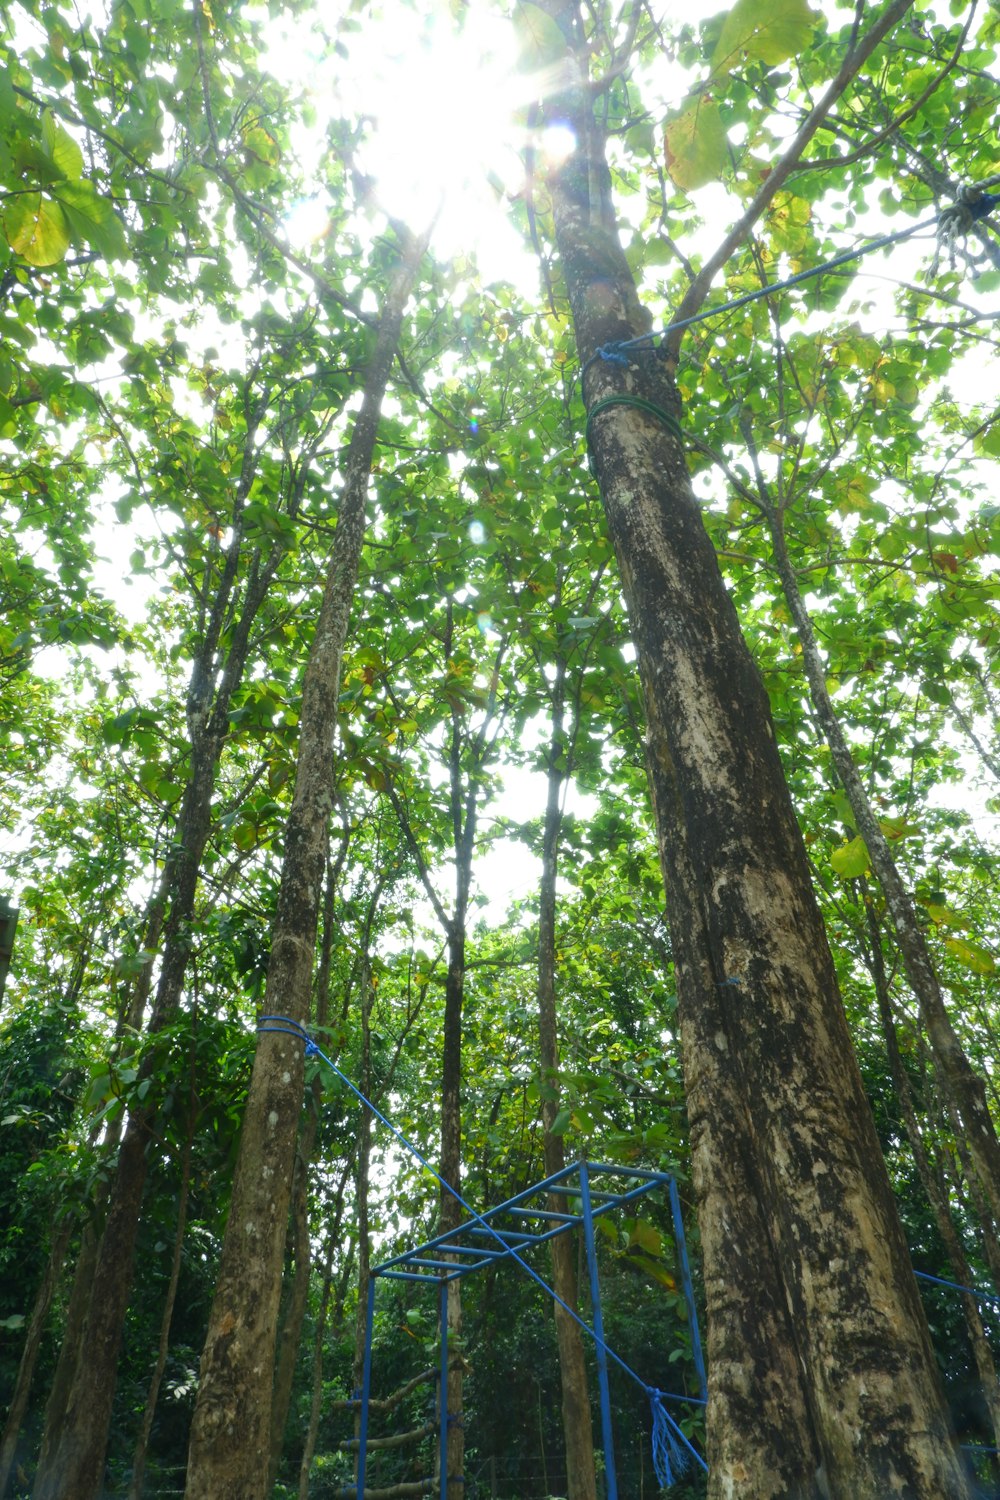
878,816 -> 919,841
664,97 -> 727,190
830,836 -> 870,879
945,937 -> 996,976
242,126 -> 281,166
925,903 -> 964,929
711,0 -> 818,77
3,193 -> 70,265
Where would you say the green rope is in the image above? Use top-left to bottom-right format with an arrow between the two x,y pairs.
585,393 -> 684,467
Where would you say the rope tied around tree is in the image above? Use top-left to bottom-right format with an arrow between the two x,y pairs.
583,180 -> 998,391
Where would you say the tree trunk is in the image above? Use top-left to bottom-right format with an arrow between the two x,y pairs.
0,1219 -> 72,1500
536,661 -> 597,1500
127,1093 -> 196,1500
439,930 -> 466,1500
863,899 -> 1000,1451
268,1099 -> 320,1490
270,829 -> 352,1483
351,950 -> 375,1482
767,499 -> 1000,1232
33,490 -> 288,1500
298,1230 -> 340,1500
537,6 -> 972,1493
184,228 -> 428,1500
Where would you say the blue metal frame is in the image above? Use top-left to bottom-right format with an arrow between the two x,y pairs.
356,1162 -> 703,1500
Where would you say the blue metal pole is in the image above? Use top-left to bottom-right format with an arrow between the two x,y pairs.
579,1160 -> 618,1500
668,1176 -> 707,1402
356,1274 -> 377,1499
439,1277 -> 450,1500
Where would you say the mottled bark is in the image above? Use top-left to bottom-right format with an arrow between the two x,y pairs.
535,3 -> 971,1493
768,508 -> 1000,1233
184,230 -> 428,1500
537,662 -> 597,1500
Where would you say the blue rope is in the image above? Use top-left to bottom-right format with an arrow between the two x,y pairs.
582,212 -> 940,379
257,1015 -> 708,1481
914,1270 -> 1000,1308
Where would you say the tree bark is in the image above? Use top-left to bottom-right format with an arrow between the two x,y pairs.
535,5 -> 972,1493
184,227 -> 428,1500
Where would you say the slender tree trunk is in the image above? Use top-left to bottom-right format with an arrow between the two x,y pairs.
536,5 -> 971,1492
127,1097 -> 196,1500
184,229 -> 428,1500
536,662 -> 597,1500
351,952 -> 375,1480
0,1219 -> 72,1500
297,1229 -> 341,1500
439,930 -> 466,1500
767,501 -> 1000,1232
863,899 -> 1000,1451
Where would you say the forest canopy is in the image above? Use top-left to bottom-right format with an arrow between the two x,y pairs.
1,0 -> 1000,1496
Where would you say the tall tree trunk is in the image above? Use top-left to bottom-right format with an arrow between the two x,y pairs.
127,1088 -> 196,1500
862,899 -> 1000,1452
536,659 -> 597,1500
535,3 -> 971,1493
0,1219 -> 72,1500
351,951 -> 375,1480
297,1228 -> 344,1500
766,491 -> 1000,1232
184,228 -> 428,1500
271,833 -> 353,1485
33,460 -> 288,1500
439,929 -> 466,1500
387,633 -> 508,1500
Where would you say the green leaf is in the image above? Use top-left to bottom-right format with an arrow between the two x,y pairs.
513,1 -> 569,70
830,836 -> 870,879
549,1106 -> 572,1136
55,181 -> 127,260
665,98 -> 727,191
3,193 -> 71,266
41,109 -> 84,180
711,0 -> 818,76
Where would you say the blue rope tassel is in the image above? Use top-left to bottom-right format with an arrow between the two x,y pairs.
649,1389 -> 696,1488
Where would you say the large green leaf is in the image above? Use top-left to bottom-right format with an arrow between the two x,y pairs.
711,0 -> 818,76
